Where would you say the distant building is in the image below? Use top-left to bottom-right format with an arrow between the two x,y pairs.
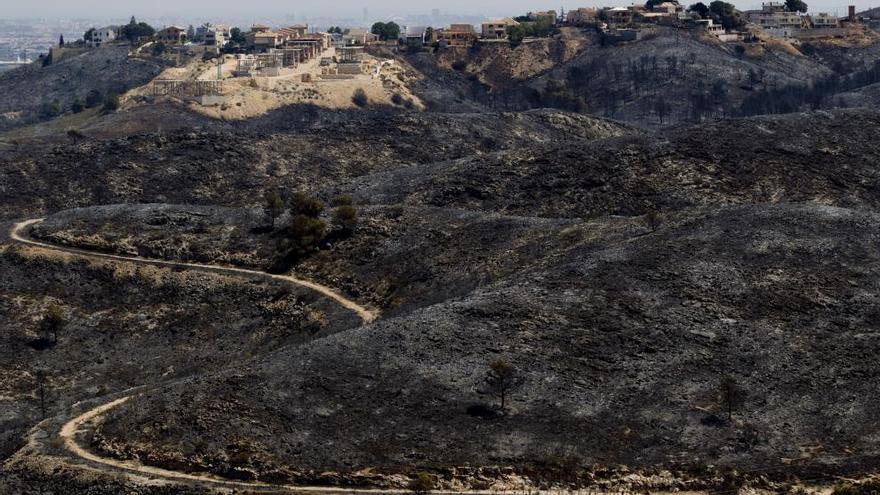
88,26 -> 118,48
439,24 -> 478,46
155,26 -> 187,45
693,18 -> 725,35
481,17 -> 520,39
811,12 -> 840,27
402,26 -> 434,45
652,1 -> 684,14
529,10 -> 558,24
342,28 -> 380,46
745,5 -> 805,30
567,7 -> 599,25
246,25 -> 311,51
606,7 -> 634,26
204,25 -> 230,47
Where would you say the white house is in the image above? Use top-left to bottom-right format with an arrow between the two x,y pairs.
88,26 -> 118,47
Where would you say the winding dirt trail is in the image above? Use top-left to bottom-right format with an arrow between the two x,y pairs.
8,219 -> 504,494
11,218 -> 378,323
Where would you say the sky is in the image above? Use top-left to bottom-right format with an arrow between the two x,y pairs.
4,0 -> 874,20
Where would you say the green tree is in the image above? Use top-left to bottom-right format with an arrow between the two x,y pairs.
59,34 -> 65,47
485,358 -> 524,411
709,0 -> 745,30
371,21 -> 401,41
187,24 -> 196,41
689,2 -> 710,17
43,304 -> 66,344
785,0 -> 808,12
280,215 -> 327,260
229,27 -> 247,45
120,17 -> 156,43
152,42 -> 167,56
332,204 -> 358,234
289,192 -> 324,218
263,189 -> 284,228
507,24 -> 527,47
71,98 -> 85,113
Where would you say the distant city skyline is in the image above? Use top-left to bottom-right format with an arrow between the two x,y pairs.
4,0 -> 878,20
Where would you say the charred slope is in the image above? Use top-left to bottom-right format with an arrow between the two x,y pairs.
90,202 -> 880,482
0,241 -> 356,463
447,29 -> 833,126
0,46 -> 163,132
0,109 -> 634,220
340,109 -> 880,218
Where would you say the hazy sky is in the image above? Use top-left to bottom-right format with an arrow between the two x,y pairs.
5,0 -> 872,20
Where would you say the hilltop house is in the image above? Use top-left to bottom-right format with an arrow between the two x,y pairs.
402,26 -> 434,45
155,26 -> 187,45
482,18 -> 520,39
567,7 -> 599,25
438,24 -> 478,46
342,28 -> 379,45
87,26 -> 118,47
204,25 -> 230,48
606,7 -> 634,26
693,18 -> 726,35
745,2 -> 806,30
246,25 -> 313,51
529,10 -> 559,24
810,12 -> 840,27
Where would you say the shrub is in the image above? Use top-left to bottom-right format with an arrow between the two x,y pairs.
391,93 -> 404,105
332,205 -> 358,234
352,88 -> 368,107
407,472 -> 434,494
466,403 -> 500,419
289,192 -> 324,218
38,100 -> 61,119
152,42 -> 167,56
832,484 -> 859,495
643,208 -> 665,232
451,60 -> 467,71
71,98 -> 85,114
67,129 -> 85,143
102,93 -> 120,113
330,194 -> 353,207
85,89 -> 103,108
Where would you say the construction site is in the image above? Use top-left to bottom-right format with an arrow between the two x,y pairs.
134,42 -> 421,119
